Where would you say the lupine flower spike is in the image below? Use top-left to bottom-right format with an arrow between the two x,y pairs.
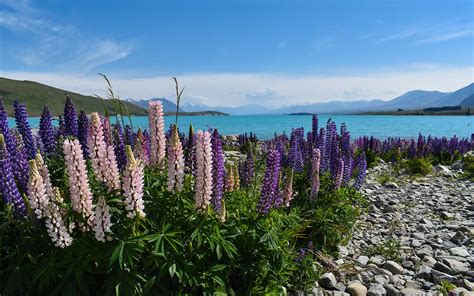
167,125 -> 185,193
310,148 -> 321,200
123,145 -> 146,219
63,96 -> 78,137
27,159 -> 49,219
211,129 -> 225,211
63,139 -> 95,230
195,130 -> 213,211
257,150 -> 281,214
45,188 -> 73,248
225,165 -> 235,192
14,101 -> 35,159
334,158 -> 344,190
148,101 -> 166,166
283,170 -> 294,207
39,105 -> 56,154
94,196 -> 112,242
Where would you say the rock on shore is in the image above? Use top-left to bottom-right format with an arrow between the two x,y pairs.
312,161 -> 473,296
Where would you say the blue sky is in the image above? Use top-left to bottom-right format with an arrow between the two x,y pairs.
0,0 -> 473,106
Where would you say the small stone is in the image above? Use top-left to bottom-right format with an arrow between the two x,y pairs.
421,256 -> 437,268
404,281 -> 421,290
422,281 -> 434,290
450,231 -> 468,245
374,275 -> 390,285
383,261 -> 404,275
442,258 -> 470,274
327,291 -> 351,296
335,282 -> 347,292
432,270 -> 457,284
415,265 -> 432,281
357,256 -> 370,266
434,261 -> 452,274
339,246 -> 350,257
400,288 -> 425,296
462,279 -> 474,291
346,282 -> 368,296
384,182 -> 399,189
440,211 -> 454,220
383,284 -> 398,296
367,284 -> 386,296
369,256 -> 385,266
448,246 -> 470,257
320,272 -> 337,289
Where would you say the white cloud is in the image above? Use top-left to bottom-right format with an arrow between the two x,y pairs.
0,7 -> 133,73
1,65 -> 472,107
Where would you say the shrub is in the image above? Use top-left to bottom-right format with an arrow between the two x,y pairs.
462,153 -> 474,181
404,158 -> 432,175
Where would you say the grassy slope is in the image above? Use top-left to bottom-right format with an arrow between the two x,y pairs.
0,77 -> 147,116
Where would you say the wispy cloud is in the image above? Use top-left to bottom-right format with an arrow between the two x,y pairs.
0,4 -> 133,73
376,22 -> 473,44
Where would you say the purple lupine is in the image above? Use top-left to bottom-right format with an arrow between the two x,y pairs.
0,101 -> 16,155
257,150 -> 281,214
310,148 -> 321,200
13,133 -> 30,191
143,129 -> 151,161
124,125 -> 135,149
39,105 -> 56,154
63,96 -> 78,137
334,158 -> 344,190
318,128 -> 326,172
211,129 -> 225,211
354,152 -> 366,190
114,122 -> 127,170
102,117 -> 112,146
13,101 -> 35,159
186,124 -> 196,175
77,110 -> 89,158
0,134 -> 26,216
342,146 -> 353,185
243,149 -> 255,187
290,128 -> 304,173
311,114 -> 318,145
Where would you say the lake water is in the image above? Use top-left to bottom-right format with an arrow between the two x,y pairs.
13,115 -> 474,140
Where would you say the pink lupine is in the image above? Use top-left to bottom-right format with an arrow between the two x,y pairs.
45,188 -> 73,248
27,159 -> 49,219
123,145 -> 146,219
134,127 -> 149,164
195,130 -> 213,211
283,170 -> 294,207
63,138 -> 95,230
233,163 -> 240,190
334,158 -> 344,190
94,196 -> 112,242
167,125 -> 185,193
148,101 -> 166,166
35,152 -> 54,200
310,148 -> 321,200
88,112 -> 120,191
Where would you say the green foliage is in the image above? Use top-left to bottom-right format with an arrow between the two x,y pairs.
439,280 -> 456,296
461,153 -> 474,181
376,173 -> 394,185
365,239 -> 402,262
402,158 -> 432,175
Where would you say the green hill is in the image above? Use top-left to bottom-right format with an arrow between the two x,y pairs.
0,77 -> 147,116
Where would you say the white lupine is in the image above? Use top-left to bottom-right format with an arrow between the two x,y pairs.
123,146 -> 146,219
194,130 -> 213,211
94,196 -> 112,242
27,159 -> 49,219
45,188 -> 73,248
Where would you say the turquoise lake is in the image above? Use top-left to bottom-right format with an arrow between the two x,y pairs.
14,115 -> 474,140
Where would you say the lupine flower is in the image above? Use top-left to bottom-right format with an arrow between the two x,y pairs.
14,101 -> 35,159
342,145 -> 353,185
27,159 -> 49,219
334,158 -> 344,190
311,114 -> 318,145
218,200 -> 226,223
0,101 -> 16,154
63,96 -> 78,137
148,101 -> 166,166
0,134 -> 26,216
94,196 -> 112,242
63,138 -> 95,230
88,112 -> 120,191
134,127 -> 149,164
257,150 -> 281,214
102,117 -> 112,146
124,125 -> 134,148
354,152 -> 367,190
225,165 -> 235,192
283,170 -> 294,207
242,149 -> 255,187
123,145 -> 146,219
317,128 -> 326,172
195,130 -> 213,211
310,148 -> 321,200
167,125 -> 185,193
114,122 -> 127,170
290,128 -> 304,173
13,133 -> 29,191
233,163 -> 240,190
211,129 -> 225,211
45,187 -> 73,248
143,129 -> 151,163
39,105 -> 56,154
35,153 -> 54,200
77,110 -> 89,158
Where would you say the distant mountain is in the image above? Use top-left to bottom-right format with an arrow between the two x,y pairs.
380,90 -> 446,110
126,98 -> 183,113
270,99 -> 387,114
181,102 -> 272,115
459,94 -> 474,107
433,83 -> 474,107
0,77 -> 147,116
